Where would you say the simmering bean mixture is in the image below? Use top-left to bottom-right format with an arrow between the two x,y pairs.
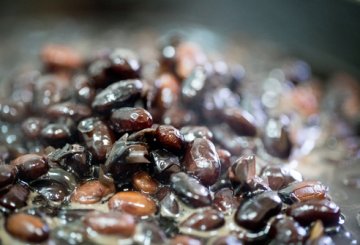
0,35 -> 359,245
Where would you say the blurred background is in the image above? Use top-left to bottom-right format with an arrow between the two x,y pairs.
1,0 -> 360,79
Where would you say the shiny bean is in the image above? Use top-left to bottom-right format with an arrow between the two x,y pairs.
6,213 -> 49,243
235,191 -> 282,231
71,180 -> 115,204
279,180 -> 328,203
170,172 -> 212,208
78,117 -> 114,162
92,79 -> 143,113
132,171 -> 159,194
183,138 -> 220,186
261,166 -> 303,191
46,102 -> 92,121
155,125 -> 185,154
11,154 -> 49,181
222,107 -> 257,137
287,199 -> 340,227
84,211 -> 136,237
111,107 -> 153,133
108,191 -> 157,216
0,165 -> 17,191
0,184 -> 30,210
181,208 -> 225,231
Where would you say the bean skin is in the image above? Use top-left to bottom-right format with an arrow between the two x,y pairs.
287,199 -> 340,227
0,165 -> 17,191
170,172 -> 212,208
0,184 -> 30,210
132,171 -> 159,194
183,138 -> 221,186
235,191 -> 282,231
111,107 -> 153,133
84,211 -> 136,237
279,180 -> 328,204
92,79 -> 143,113
155,125 -> 185,154
71,180 -> 115,204
108,191 -> 157,216
11,154 -> 49,182
6,213 -> 50,243
181,208 -> 225,231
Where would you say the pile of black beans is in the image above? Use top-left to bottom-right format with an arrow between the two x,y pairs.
0,37 -> 356,245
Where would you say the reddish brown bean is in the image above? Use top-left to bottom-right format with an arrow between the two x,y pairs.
11,154 -> 49,181
108,191 -> 157,216
222,107 -> 257,137
170,235 -> 202,245
287,199 -> 340,227
213,188 -> 241,214
279,180 -> 328,203
181,208 -> 225,231
46,102 -> 92,121
132,171 -> 159,194
6,213 -> 49,243
71,180 -> 115,204
0,165 -> 17,191
156,125 -> 185,154
84,211 -> 135,237
183,138 -> 221,186
0,184 -> 29,210
111,107 -> 153,133
41,44 -> 83,70
229,155 -> 256,189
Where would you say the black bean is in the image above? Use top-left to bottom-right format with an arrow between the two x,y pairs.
235,191 -> 282,231
6,213 -> 50,243
46,102 -> 92,122
287,199 -> 340,227
170,172 -> 212,208
34,75 -> 71,110
262,118 -> 293,159
150,149 -> 181,183
41,123 -> 72,148
107,49 -> 141,81
21,117 -> 47,139
105,135 -> 150,180
221,107 -> 257,137
213,188 -> 241,214
92,79 -> 143,113
181,66 -> 207,103
211,235 -> 243,245
0,165 -> 17,191
162,106 -> 197,129
78,117 -> 114,162
183,138 -> 221,186
0,100 -> 26,123
181,208 -> 225,231
72,74 -> 96,104
111,107 -> 153,133
261,166 -> 303,191
0,184 -> 30,210
31,180 -> 69,203
155,125 -> 185,154
11,154 -> 49,182
279,180 -> 328,204
229,155 -> 256,186
268,216 -> 306,244
180,126 -> 213,142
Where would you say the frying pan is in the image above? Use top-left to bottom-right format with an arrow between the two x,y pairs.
0,0 -> 359,241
